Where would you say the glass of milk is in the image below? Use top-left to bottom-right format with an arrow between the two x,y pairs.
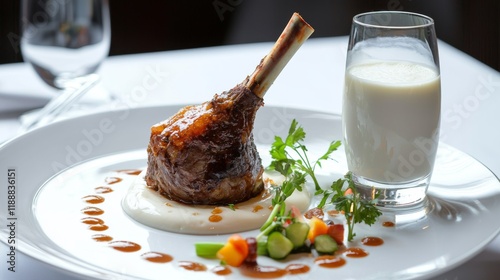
342,11 -> 440,209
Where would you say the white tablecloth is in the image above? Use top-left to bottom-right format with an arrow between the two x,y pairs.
1,36 -> 499,279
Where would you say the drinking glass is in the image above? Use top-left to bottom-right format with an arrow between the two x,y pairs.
20,0 -> 111,130
342,11 -> 441,209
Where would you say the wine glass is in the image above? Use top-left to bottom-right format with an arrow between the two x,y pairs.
20,0 -> 111,130
342,11 -> 441,210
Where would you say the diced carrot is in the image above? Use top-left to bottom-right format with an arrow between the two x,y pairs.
307,216 -> 328,243
216,242 -> 246,267
327,223 -> 345,245
228,234 -> 249,257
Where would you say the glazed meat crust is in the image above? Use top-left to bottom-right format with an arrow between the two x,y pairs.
145,84 -> 264,205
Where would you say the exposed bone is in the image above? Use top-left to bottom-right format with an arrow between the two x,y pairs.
244,13 -> 314,98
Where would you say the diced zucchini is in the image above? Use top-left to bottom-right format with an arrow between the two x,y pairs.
194,242 -> 225,258
267,231 -> 294,259
285,222 -> 310,249
314,234 -> 338,254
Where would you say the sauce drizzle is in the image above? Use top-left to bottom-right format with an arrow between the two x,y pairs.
91,234 -> 113,242
81,217 -> 104,225
344,247 -> 368,258
314,255 -> 346,268
141,252 -> 173,263
209,215 -> 223,223
108,241 -> 141,252
362,236 -> 384,246
285,263 -> 310,275
81,206 -> 104,216
105,177 -> 123,184
94,186 -> 113,194
382,221 -> 395,227
178,261 -> 207,271
252,205 -> 264,213
82,195 -> 105,204
212,265 -> 232,276
117,169 -> 142,175
240,264 -> 288,278
89,224 -> 109,231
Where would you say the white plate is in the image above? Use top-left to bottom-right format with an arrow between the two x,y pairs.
1,105 -> 500,280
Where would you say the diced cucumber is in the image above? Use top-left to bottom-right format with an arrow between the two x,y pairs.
314,234 -> 338,254
285,222 -> 310,249
267,231 -> 294,259
257,238 -> 268,256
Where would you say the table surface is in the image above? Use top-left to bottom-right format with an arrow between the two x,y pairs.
1,36 -> 499,279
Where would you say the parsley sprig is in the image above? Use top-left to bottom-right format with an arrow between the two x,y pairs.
267,119 -> 381,242
268,119 -> 341,195
319,172 -> 381,241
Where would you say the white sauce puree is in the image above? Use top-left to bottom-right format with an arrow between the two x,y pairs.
122,170 -> 310,234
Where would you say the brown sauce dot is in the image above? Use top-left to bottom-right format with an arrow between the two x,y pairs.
105,177 -> 123,184
362,236 -> 384,246
212,265 -> 232,276
211,207 -> 223,214
92,234 -> 113,242
314,255 -> 346,268
209,214 -> 223,223
285,263 -> 310,275
82,195 -> 105,204
178,261 -> 207,271
117,169 -> 142,175
344,247 -> 368,258
240,264 -> 287,278
252,205 -> 264,213
94,186 -> 113,194
81,206 -> 104,216
81,217 -> 104,225
327,209 -> 342,216
304,207 -> 324,220
383,221 -> 395,227
141,252 -> 173,263
108,241 -> 141,252
89,224 -> 109,231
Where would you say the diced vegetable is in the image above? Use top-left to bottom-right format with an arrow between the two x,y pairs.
194,242 -> 225,258
327,223 -> 345,244
216,234 -> 249,267
245,237 -> 258,265
228,234 -> 249,257
289,205 -> 304,222
285,222 -> 310,249
314,234 -> 338,254
257,238 -> 269,256
267,231 -> 294,259
217,242 -> 246,267
307,216 -> 328,243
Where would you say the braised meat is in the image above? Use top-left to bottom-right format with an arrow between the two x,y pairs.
145,13 -> 314,205
146,84 -> 264,205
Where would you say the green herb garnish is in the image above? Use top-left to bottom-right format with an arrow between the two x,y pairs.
320,172 -> 381,241
268,119 -> 341,194
268,119 -> 381,242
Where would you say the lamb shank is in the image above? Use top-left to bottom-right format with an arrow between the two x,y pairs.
145,13 -> 314,205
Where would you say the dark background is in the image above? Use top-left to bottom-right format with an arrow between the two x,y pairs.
1,0 -> 499,71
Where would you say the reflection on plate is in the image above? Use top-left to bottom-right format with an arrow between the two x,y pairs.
1,105 -> 500,280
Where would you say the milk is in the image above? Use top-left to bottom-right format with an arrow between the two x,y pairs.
342,62 -> 441,184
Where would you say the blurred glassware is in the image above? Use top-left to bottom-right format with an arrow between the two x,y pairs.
20,0 -> 111,131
